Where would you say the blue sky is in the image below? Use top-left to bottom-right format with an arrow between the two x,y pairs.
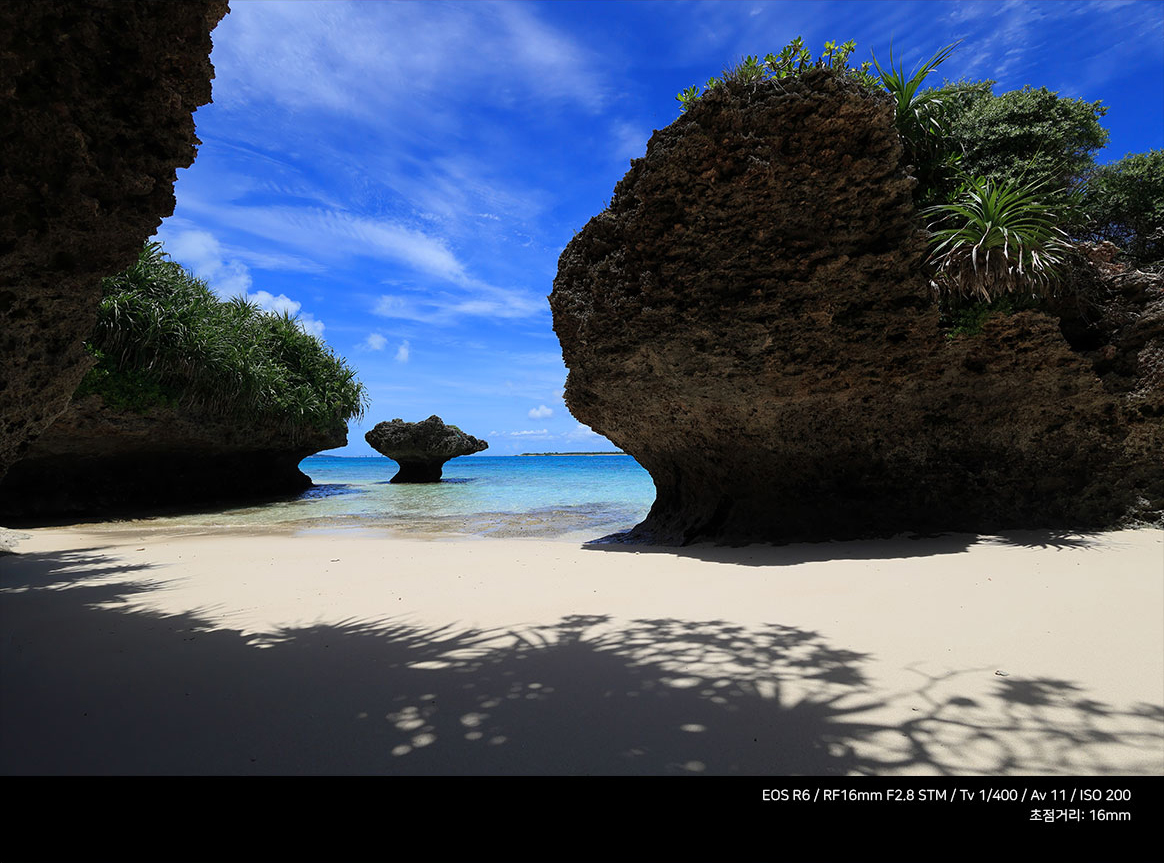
156,0 -> 1164,456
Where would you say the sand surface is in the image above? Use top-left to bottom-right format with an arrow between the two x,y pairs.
1,524 -> 1161,775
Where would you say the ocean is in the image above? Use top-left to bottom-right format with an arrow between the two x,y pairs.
131,454 -> 657,540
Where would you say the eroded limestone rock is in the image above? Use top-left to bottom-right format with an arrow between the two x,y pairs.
366,416 -> 488,482
0,395 -> 344,521
0,0 -> 229,482
550,69 -> 1162,544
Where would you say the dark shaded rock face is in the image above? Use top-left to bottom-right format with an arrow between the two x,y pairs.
0,0 -> 229,483
366,416 -> 488,483
0,396 -> 344,522
550,70 -> 1163,545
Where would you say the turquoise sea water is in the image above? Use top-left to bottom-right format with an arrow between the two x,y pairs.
138,455 -> 656,540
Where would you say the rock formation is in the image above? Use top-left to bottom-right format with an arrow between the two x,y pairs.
0,395 -> 344,521
550,69 -> 1164,544
0,0 -> 229,484
366,416 -> 488,482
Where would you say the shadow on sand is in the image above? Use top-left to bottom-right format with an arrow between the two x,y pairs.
1,545 -> 1159,776
582,528 -> 1114,567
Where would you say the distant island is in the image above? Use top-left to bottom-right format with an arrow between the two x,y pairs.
518,451 -> 626,456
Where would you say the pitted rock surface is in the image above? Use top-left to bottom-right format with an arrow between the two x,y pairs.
550,70 -> 1162,545
0,0 -> 228,482
0,395 -> 345,521
366,416 -> 489,482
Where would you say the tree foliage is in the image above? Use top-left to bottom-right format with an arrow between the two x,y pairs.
1081,149 -> 1164,266
942,83 -> 1109,203
76,242 -> 368,437
912,77 -> 1113,303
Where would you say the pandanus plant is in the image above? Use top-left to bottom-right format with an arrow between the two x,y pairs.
922,175 -> 1073,301
870,41 -> 963,205
82,242 -> 368,438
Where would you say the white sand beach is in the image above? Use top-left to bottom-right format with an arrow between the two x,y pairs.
2,525 -> 1161,776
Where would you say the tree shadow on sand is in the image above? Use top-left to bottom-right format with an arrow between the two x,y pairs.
582,527 -> 1122,566
1,547 -> 1160,775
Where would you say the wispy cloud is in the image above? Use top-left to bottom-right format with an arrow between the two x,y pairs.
295,313 -> 326,339
363,333 -> 388,351
373,284 -> 546,325
179,198 -> 469,283
611,120 -> 651,164
395,340 -> 411,363
212,1 -> 609,119
528,405 -> 553,419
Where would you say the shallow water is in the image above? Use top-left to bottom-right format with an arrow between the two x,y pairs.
111,455 -> 657,540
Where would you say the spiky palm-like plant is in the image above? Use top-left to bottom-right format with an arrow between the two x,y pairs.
871,41 -> 962,204
922,175 -> 1074,301
78,242 -> 368,439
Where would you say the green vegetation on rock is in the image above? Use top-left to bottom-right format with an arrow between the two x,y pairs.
940,295 -> 1042,338
670,37 -> 1164,332
943,83 -> 1108,205
73,349 -> 182,413
674,39 -> 1105,307
1081,149 -> 1164,267
675,37 -> 879,112
77,242 -> 368,435
869,41 -> 963,207
923,174 -> 1074,301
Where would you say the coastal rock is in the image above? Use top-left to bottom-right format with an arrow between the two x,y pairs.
0,395 -> 344,521
550,69 -> 1163,544
0,1 -> 229,483
366,416 -> 488,482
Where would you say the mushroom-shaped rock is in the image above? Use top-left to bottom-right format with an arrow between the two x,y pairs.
366,416 -> 488,482
550,69 -> 1161,545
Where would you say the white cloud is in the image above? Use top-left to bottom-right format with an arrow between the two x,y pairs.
157,226 -> 327,339
395,340 -> 411,363
566,423 -> 603,440
163,228 -> 253,297
611,120 -> 650,164
297,313 -> 326,338
363,333 -> 388,351
528,405 -> 553,419
940,0 -> 1056,82
249,290 -> 301,317
179,198 -> 471,285
509,429 -> 549,436
229,247 -> 327,275
179,191 -> 553,324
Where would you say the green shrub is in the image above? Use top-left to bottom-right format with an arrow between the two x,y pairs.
939,295 -> 1041,337
942,84 -> 1108,210
675,37 -> 878,113
74,349 -> 181,413
79,242 -> 368,438
1082,149 -> 1164,265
